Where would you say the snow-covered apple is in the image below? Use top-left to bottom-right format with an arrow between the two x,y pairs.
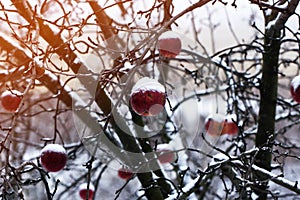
79,183 -> 95,200
158,31 -> 182,58
222,114 -> 239,135
40,144 -> 67,172
204,114 -> 225,137
0,90 -> 22,112
130,77 -> 166,116
291,75 -> 300,103
118,167 -> 133,180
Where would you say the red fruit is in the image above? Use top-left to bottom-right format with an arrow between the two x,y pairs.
1,90 -> 22,112
130,77 -> 166,116
158,31 -> 182,58
157,149 -> 176,164
79,183 -> 95,200
205,114 -> 225,137
40,144 -> 67,172
222,115 -> 238,135
118,168 -> 133,180
291,75 -> 300,103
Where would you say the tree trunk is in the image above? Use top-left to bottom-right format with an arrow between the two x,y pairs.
254,25 -> 280,199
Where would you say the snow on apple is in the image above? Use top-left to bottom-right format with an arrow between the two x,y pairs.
130,77 -> 166,116
79,182 -> 95,200
290,75 -> 300,103
158,31 -> 182,58
40,144 -> 67,172
0,90 -> 22,112
118,167 -> 134,180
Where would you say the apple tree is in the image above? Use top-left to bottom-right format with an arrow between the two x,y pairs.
0,0 -> 300,199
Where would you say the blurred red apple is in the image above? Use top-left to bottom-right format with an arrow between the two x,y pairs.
40,144 -> 67,172
118,167 -> 133,180
291,75 -> 300,103
204,114 -> 225,137
158,31 -> 181,58
130,77 -> 166,116
1,90 -> 22,112
222,114 -> 238,135
79,183 -> 95,200
157,149 -> 176,164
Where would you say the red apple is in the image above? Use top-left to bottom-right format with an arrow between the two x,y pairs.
1,90 -> 22,112
130,77 -> 166,116
158,31 -> 182,58
222,114 -> 238,135
79,183 -> 95,200
157,149 -> 176,164
40,144 -> 67,172
291,75 -> 300,103
118,167 -> 133,180
205,114 -> 225,137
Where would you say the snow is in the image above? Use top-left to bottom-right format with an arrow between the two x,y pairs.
291,75 -> 300,91
156,143 -> 172,151
165,176 -> 201,200
158,31 -> 180,40
209,153 -> 229,166
41,144 -> 66,154
224,114 -> 237,122
33,57 -> 43,67
1,90 -> 22,97
131,77 -> 165,94
73,57 -> 82,65
205,113 -> 226,123
79,182 -> 95,191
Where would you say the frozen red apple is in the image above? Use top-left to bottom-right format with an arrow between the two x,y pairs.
158,31 -> 182,58
1,90 -> 22,112
222,114 -> 238,135
40,144 -> 67,172
291,75 -> 300,103
156,144 -> 176,164
205,114 -> 225,137
130,77 -> 166,116
79,183 -> 95,200
118,167 -> 133,180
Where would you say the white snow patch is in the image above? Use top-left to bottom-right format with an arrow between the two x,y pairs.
158,31 -> 180,40
291,75 -> 300,92
205,113 -> 226,123
79,182 -> 95,191
131,77 -> 165,94
73,57 -> 82,65
41,144 -> 66,154
224,114 -> 237,122
209,153 -> 229,166
1,90 -> 23,97
33,57 -> 43,67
